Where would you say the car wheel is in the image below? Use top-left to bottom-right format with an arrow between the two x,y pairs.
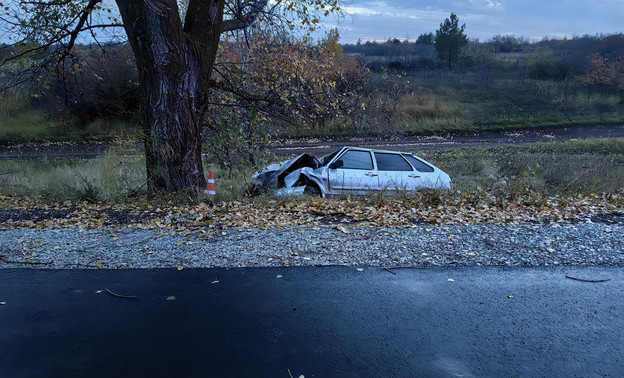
304,185 -> 322,197
246,184 -> 267,197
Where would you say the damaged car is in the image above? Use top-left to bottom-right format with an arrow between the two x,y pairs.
252,146 -> 452,197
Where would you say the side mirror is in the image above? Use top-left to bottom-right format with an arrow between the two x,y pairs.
329,160 -> 343,169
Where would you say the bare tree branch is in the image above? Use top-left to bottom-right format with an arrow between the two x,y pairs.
221,0 -> 269,32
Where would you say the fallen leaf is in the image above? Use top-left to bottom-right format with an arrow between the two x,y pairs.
356,268 -> 364,272
507,295 -> 514,299
95,262 -> 102,268
334,224 -> 350,234
212,279 -> 219,284
177,266 -> 183,271
167,296 -> 177,301
276,275 -> 283,278
0,302 -> 6,305
95,290 -> 103,294
447,278 -> 455,282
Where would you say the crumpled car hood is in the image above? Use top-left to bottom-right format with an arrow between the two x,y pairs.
253,153 -> 320,188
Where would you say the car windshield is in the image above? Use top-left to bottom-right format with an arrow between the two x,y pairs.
320,149 -> 341,166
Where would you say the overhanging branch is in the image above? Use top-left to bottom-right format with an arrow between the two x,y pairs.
210,77 -> 278,104
220,0 -> 270,33
58,0 -> 104,60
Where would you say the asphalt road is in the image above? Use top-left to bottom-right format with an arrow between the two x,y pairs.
1,267 -> 622,377
272,123 -> 624,157
2,124 -> 623,160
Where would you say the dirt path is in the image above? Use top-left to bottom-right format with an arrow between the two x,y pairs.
1,124 -> 622,160
273,124 -> 624,156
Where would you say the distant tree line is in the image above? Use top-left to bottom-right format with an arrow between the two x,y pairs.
2,10 -> 623,154
343,31 -> 624,84
3,30 -> 623,129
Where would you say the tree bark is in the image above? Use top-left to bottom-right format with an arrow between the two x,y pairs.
116,0 -> 226,192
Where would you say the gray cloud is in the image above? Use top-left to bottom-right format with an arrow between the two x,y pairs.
335,0 -> 623,43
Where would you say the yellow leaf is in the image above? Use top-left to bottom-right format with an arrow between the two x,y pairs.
177,266 -> 183,271
95,263 -> 102,268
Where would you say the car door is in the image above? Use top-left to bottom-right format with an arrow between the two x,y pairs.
328,149 -> 378,192
373,152 -> 415,190
402,154 -> 438,190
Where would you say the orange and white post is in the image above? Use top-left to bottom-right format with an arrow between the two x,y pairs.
203,171 -> 216,199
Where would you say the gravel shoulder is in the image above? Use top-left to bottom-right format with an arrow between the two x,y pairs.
1,223 -> 622,269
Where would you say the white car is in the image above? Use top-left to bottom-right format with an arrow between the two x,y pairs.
253,146 -> 452,197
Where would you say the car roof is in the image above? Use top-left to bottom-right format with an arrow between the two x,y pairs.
341,146 -> 415,155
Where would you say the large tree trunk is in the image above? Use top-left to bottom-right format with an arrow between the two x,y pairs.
116,0 -> 225,192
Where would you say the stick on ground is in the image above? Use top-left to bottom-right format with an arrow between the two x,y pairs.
383,267 -> 397,275
106,288 -> 137,299
565,275 -> 611,283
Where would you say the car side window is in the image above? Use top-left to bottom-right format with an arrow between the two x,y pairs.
320,149 -> 340,166
336,150 -> 374,170
375,153 -> 413,171
403,154 -> 435,172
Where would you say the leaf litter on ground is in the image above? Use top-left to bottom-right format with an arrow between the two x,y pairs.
0,192 -> 622,234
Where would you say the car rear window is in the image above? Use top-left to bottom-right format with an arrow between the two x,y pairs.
403,154 -> 435,172
375,153 -> 413,171
336,150 -> 374,170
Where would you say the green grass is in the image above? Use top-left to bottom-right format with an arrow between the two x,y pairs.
3,72 -> 623,143
398,73 -> 624,136
204,165 -> 259,202
0,143 -> 146,201
0,107 -> 57,144
0,100 -> 138,144
0,145 -> 259,202
1,139 -> 622,202
271,71 -> 624,139
419,138 -> 624,196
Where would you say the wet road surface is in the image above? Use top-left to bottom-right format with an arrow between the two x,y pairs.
0,266 -> 622,377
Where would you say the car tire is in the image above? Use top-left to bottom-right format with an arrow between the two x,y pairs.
304,185 -> 322,197
246,184 -> 267,197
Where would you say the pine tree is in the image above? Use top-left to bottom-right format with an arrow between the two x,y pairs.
435,13 -> 469,69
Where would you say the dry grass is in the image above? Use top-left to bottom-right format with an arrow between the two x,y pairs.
419,138 -> 624,196
0,143 -> 146,201
1,139 -> 622,204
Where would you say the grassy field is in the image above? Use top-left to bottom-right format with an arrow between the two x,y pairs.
419,138 -> 624,197
404,73 -> 624,135
1,139 -> 622,203
273,70 -> 624,139
0,98 -> 137,144
3,51 -> 624,144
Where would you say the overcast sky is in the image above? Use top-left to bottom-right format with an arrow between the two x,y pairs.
330,0 -> 624,43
